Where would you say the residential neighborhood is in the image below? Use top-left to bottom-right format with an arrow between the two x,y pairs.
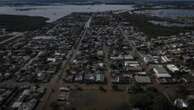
0,5 -> 194,110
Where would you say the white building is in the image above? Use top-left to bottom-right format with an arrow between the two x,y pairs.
153,65 -> 171,78
166,64 -> 179,73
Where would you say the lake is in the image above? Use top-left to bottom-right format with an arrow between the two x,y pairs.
0,4 -> 134,22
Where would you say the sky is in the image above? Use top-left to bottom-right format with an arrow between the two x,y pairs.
0,0 -> 194,4
0,0 -> 193,1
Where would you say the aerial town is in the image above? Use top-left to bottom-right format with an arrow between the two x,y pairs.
0,9 -> 194,110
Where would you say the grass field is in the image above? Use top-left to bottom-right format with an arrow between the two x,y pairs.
70,90 -> 129,110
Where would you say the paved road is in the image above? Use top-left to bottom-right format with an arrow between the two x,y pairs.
69,16 -> 92,63
119,25 -> 173,104
0,32 -> 24,45
103,41 -> 112,90
36,16 -> 92,110
119,26 -> 144,60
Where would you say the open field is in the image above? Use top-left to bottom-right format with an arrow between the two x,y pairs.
69,90 -> 129,110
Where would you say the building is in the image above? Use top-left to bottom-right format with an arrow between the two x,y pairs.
153,65 -> 171,78
95,74 -> 105,83
134,75 -> 152,84
166,64 -> 179,73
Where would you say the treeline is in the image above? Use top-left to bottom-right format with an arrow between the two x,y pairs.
0,14 -> 48,32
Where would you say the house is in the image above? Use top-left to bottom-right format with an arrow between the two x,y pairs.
110,55 -> 123,60
111,73 -> 130,84
124,55 -> 134,60
74,74 -> 83,82
12,102 -> 22,109
95,74 -> 105,83
143,55 -> 155,64
124,61 -> 142,71
84,73 -> 96,83
97,50 -> 103,56
110,55 -> 134,61
134,75 -> 152,84
136,72 -> 147,76
47,58 -> 56,62
161,56 -> 171,63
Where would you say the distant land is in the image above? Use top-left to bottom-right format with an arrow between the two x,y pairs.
0,0 -> 134,6
0,0 -> 194,32
1,0 -> 194,6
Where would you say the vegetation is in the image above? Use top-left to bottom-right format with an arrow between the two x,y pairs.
99,86 -> 106,92
129,88 -> 174,110
120,13 -> 194,38
0,14 -> 48,32
188,100 -> 194,110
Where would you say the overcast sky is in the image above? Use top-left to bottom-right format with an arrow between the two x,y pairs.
1,0 -> 194,1
1,0 -> 194,3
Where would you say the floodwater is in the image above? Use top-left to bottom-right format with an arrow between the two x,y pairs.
0,4 -> 134,22
136,9 -> 194,19
149,20 -> 192,27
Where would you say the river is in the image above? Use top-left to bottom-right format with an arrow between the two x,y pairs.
0,4 -> 134,22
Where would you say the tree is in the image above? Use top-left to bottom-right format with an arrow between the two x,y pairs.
129,89 -> 174,110
188,100 -> 194,110
129,93 -> 153,109
176,85 -> 189,97
152,95 -> 174,110
99,86 -> 106,92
